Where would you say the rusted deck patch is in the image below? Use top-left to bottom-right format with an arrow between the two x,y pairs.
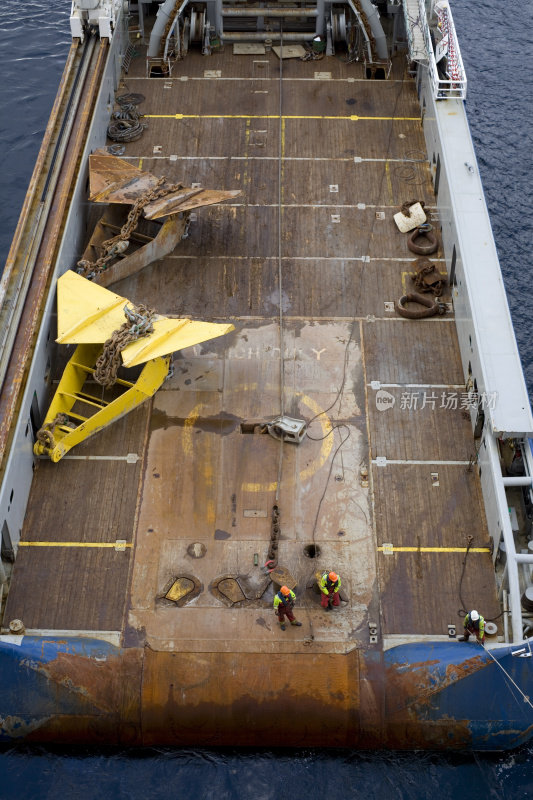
128,319 -> 373,654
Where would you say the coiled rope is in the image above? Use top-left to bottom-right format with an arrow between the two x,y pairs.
107,92 -> 146,143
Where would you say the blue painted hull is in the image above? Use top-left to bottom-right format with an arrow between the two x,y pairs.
1,636 -> 531,749
383,641 -> 533,750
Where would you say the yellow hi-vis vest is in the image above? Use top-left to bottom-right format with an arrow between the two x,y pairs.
464,612 -> 485,639
319,572 -> 341,595
274,589 -> 296,609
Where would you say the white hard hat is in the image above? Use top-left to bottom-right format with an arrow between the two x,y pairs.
470,610 -> 480,621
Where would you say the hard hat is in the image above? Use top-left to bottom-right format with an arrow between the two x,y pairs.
470,610 -> 479,621
281,585 -> 290,596
329,572 -> 338,582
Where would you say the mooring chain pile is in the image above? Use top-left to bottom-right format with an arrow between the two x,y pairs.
94,304 -> 155,388
300,48 -> 324,61
412,257 -> 447,296
76,177 -> 183,279
394,199 -> 444,317
36,413 -> 70,451
265,505 -> 281,569
107,92 -> 146,143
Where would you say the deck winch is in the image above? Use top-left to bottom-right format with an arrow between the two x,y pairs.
144,0 -> 390,74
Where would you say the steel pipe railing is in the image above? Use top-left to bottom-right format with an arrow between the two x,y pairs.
220,31 -> 311,40
222,7 -> 318,15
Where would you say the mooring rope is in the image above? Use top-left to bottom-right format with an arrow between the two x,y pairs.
480,640 -> 533,709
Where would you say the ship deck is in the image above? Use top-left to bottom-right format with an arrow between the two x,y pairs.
5,46 -> 501,651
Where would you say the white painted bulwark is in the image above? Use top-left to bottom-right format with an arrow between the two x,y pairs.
422,83 -> 533,436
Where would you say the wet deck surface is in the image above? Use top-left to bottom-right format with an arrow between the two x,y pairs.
5,46 -> 500,644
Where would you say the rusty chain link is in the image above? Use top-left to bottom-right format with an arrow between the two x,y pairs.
76,177 -> 184,279
94,304 -> 156,387
412,258 -> 447,296
36,413 -> 71,452
35,305 -> 156,450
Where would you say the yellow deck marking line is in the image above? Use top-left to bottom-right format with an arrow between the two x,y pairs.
378,546 -> 490,553
19,541 -> 132,548
145,114 -> 419,122
183,405 -> 200,457
203,441 -> 216,527
138,158 -> 143,170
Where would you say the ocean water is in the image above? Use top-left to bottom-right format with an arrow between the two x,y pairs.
0,1 -> 532,797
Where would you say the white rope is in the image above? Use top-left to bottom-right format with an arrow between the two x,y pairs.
480,640 -> 533,710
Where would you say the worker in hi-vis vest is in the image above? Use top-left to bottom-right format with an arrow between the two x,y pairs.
273,585 -> 303,631
459,609 -> 485,643
318,571 -> 341,611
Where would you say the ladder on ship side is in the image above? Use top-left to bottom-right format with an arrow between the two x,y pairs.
122,41 -> 137,73
403,0 -> 428,64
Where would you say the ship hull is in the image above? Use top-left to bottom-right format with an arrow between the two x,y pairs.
1,636 -> 531,750
1,3 -> 533,753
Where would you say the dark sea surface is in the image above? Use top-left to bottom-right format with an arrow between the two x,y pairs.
0,1 -> 532,797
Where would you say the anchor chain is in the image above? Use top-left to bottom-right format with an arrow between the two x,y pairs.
76,177 -> 184,279
264,505 -> 281,570
94,303 -> 156,387
35,413 -> 71,452
411,257 -> 447,297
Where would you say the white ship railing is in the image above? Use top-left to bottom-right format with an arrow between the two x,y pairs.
419,48 -> 533,639
403,0 -> 467,100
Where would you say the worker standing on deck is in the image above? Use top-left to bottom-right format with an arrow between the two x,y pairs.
274,586 -> 303,631
459,609 -> 485,643
318,571 -> 341,611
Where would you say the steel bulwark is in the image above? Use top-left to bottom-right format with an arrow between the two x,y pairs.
0,38 -> 108,477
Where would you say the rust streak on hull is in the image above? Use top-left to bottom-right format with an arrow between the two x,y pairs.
0,41 -> 108,474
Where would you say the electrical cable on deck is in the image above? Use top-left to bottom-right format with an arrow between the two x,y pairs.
277,25 -> 285,420
275,26 -> 285,504
301,79 -> 409,638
